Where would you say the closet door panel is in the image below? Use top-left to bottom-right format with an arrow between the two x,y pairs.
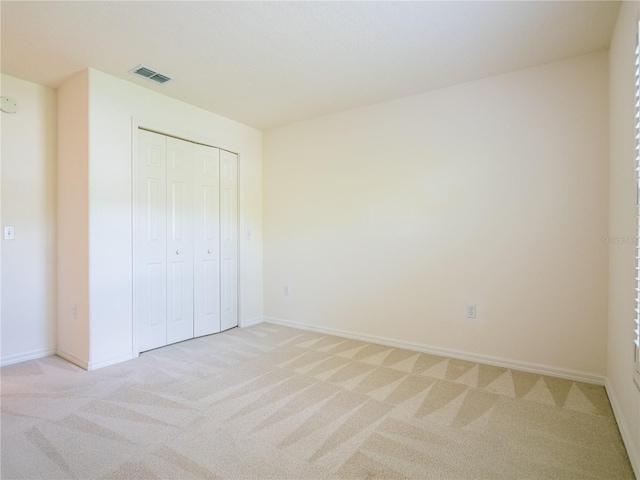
194,145 -> 221,337
220,150 -> 238,331
135,130 -> 168,352
166,137 -> 195,344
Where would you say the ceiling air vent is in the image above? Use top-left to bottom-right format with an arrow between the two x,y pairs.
129,64 -> 173,85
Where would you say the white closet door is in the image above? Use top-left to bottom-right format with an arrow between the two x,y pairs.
166,137 -> 195,344
135,130 -> 168,352
193,144 -> 221,337
220,150 -> 238,331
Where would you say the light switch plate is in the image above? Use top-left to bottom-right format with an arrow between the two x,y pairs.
3,226 -> 15,240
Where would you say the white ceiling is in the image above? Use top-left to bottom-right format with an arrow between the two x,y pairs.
1,1 -> 621,130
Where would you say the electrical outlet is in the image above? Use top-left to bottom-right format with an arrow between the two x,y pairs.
466,304 -> 476,318
283,285 -> 291,297
71,304 -> 77,319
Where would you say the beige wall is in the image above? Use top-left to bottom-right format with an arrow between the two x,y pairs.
607,1 -> 640,475
264,51 -> 609,381
1,74 -> 57,365
56,70 -> 90,366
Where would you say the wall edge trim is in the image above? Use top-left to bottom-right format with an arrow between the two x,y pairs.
605,378 -> 640,478
241,316 -> 264,328
0,347 -> 57,367
87,353 -> 135,371
56,348 -> 89,370
264,316 -> 606,385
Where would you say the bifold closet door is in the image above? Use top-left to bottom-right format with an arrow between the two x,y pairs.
135,130 -> 168,352
135,129 -> 238,352
193,144 -> 221,337
220,150 -> 238,331
165,137 -> 195,345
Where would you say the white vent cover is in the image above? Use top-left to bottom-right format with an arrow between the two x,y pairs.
129,64 -> 173,85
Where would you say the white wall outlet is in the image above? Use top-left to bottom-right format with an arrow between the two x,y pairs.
3,226 -> 15,240
71,304 -> 78,319
246,229 -> 252,241
466,304 -> 476,318
283,285 -> 291,297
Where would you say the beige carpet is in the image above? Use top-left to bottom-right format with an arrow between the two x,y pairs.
0,324 -> 633,479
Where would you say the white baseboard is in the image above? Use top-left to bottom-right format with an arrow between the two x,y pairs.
241,316 -> 264,328
56,348 -> 89,370
0,347 -> 57,367
264,316 -> 606,386
605,378 -> 640,478
87,353 -> 135,371
57,349 -> 133,371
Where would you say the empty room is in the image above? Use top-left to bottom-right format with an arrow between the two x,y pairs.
1,1 -> 639,478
